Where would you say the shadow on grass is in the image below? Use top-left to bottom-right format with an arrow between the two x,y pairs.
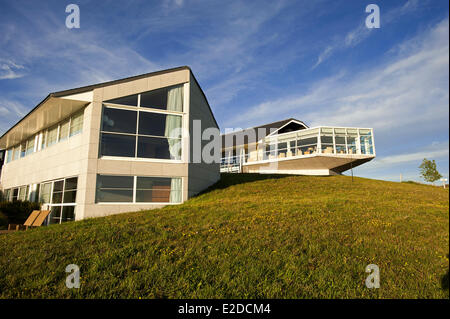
442,254 -> 449,291
195,173 -> 294,197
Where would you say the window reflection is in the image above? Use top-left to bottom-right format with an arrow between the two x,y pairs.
100,133 -> 136,157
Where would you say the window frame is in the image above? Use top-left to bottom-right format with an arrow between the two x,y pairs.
39,176 -> 78,225
96,174 -> 183,205
99,85 -> 185,162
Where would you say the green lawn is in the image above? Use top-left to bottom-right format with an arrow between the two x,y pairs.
0,174 -> 448,298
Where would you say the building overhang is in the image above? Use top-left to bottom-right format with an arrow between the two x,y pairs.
0,96 -> 89,149
243,154 -> 375,174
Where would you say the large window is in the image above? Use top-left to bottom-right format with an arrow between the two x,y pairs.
100,85 -> 184,161
4,185 -> 35,202
359,129 -> 374,155
346,129 -> 358,154
100,133 -> 136,158
3,186 -> 29,202
334,128 -> 347,154
18,185 -> 29,201
104,84 -> 183,112
320,128 -> 334,154
104,94 -> 138,107
100,106 -> 182,160
6,149 -> 13,163
101,107 -> 137,134
39,177 -> 78,224
25,136 -> 35,156
13,146 -> 20,160
20,143 -> 26,158
59,119 -> 70,141
39,182 -> 52,203
96,175 -> 134,203
96,175 -> 182,203
46,125 -> 58,147
11,188 -> 18,201
296,130 -> 318,155
70,111 -> 84,137
3,189 -> 11,201
136,177 -> 181,203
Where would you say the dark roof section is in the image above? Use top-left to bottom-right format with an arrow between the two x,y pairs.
221,118 -> 308,149
1,66 -> 219,142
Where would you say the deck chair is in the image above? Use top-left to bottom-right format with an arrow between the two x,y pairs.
8,210 -> 41,231
31,210 -> 51,227
7,210 -> 51,231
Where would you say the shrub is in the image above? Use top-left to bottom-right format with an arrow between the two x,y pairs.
0,201 -> 41,225
0,211 -> 7,230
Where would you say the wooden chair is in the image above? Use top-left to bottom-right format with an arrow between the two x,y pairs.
8,210 -> 40,231
31,210 -> 51,227
7,210 -> 50,231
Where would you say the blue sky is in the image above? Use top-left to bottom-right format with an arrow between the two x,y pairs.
0,0 -> 448,182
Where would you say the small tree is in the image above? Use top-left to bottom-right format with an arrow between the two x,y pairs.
419,158 -> 442,183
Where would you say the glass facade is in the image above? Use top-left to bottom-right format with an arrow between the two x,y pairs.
96,175 -> 182,203
220,126 -> 375,171
100,85 -> 183,160
2,178 -> 78,224
104,84 -> 184,112
43,177 -> 78,225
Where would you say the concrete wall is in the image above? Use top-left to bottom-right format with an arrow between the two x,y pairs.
187,74 -> 220,197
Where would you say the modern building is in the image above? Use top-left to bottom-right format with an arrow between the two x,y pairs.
220,118 -> 375,175
0,66 -> 220,223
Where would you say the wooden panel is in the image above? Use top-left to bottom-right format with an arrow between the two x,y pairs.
31,210 -> 51,227
23,210 -> 41,226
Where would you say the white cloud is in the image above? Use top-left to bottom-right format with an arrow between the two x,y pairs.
0,99 -> 28,135
0,59 -> 25,80
311,46 -> 333,70
226,17 -> 449,141
313,0 -> 421,68
374,143 -> 448,167
353,140 -> 449,181
0,3 -> 160,92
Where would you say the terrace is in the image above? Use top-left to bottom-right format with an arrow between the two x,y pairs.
220,126 -> 375,173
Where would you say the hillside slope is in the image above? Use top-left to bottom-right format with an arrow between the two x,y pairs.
0,174 -> 448,298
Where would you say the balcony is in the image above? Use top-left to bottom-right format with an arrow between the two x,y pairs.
220,126 -> 375,173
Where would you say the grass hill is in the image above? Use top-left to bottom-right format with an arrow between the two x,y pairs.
0,174 -> 448,298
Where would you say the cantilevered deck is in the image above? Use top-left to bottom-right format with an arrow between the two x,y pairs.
220,126 -> 375,175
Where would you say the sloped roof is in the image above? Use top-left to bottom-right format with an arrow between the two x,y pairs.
1,66 -> 219,147
221,118 -> 308,149
51,66 -> 190,97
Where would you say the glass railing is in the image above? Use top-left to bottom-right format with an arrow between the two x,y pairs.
220,126 -> 374,170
